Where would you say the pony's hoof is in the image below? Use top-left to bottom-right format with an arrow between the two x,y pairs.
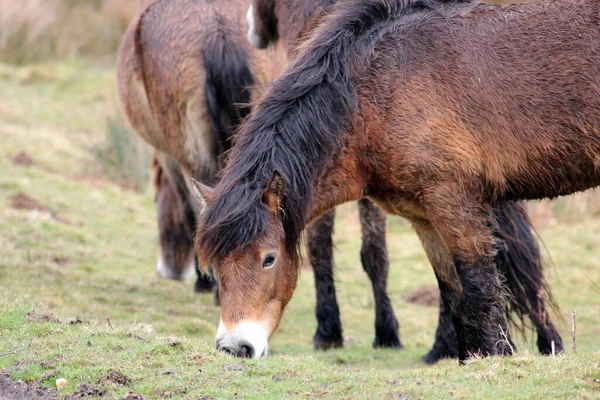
372,334 -> 403,349
537,334 -> 564,355
422,346 -> 459,364
313,335 -> 344,351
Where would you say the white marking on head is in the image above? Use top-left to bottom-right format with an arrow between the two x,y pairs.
216,319 -> 270,359
246,5 -> 265,49
155,250 -> 195,281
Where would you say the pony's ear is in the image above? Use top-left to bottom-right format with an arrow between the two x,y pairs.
246,0 -> 278,49
189,178 -> 214,212
263,170 -> 285,213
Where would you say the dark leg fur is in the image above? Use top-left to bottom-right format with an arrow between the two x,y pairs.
307,210 -> 344,350
358,199 -> 402,349
493,202 -> 563,355
452,257 -> 514,362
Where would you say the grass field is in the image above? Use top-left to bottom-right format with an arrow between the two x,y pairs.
1,61 -> 600,399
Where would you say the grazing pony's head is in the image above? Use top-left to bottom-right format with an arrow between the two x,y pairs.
192,169 -> 300,359
151,158 -> 195,281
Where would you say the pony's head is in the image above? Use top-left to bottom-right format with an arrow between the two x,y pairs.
192,170 -> 301,358
152,158 -> 196,281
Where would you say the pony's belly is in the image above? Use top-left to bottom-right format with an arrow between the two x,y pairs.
368,194 -> 427,221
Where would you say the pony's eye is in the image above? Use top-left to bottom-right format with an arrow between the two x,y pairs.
262,254 -> 276,270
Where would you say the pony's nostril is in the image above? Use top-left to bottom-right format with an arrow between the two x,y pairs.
218,345 -> 237,356
237,344 -> 254,359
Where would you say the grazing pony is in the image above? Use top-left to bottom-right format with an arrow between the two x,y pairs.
118,0 -> 401,350
193,0 -> 588,361
246,0 -> 564,363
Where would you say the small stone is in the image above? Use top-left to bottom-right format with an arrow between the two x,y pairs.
56,378 -> 68,390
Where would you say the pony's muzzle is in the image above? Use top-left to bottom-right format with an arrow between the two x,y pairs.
215,319 -> 269,359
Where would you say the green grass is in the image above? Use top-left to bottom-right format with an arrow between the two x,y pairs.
1,60 -> 599,399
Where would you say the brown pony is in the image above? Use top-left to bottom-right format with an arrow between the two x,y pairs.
116,0 -> 284,284
118,0 -> 403,351
192,0 -> 592,361
247,0 -> 564,363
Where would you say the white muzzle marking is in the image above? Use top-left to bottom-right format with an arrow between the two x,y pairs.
216,319 -> 270,359
155,251 -> 195,281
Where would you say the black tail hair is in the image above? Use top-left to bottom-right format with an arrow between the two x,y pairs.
494,202 -> 561,335
203,30 -> 255,162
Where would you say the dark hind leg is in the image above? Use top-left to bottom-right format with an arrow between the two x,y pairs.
494,202 -> 563,355
420,196 -> 514,362
358,199 -> 402,349
307,210 -> 344,350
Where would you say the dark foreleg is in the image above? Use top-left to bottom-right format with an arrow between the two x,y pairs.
358,199 -> 402,349
412,220 -> 459,363
307,210 -> 344,350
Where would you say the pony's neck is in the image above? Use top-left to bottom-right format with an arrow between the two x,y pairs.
305,150 -> 365,223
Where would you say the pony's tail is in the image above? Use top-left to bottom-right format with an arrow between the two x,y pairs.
494,202 -> 563,351
203,32 -> 255,162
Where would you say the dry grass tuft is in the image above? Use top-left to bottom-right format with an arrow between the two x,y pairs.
0,0 -> 138,65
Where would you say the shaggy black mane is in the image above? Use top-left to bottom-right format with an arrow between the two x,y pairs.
196,0 -> 470,261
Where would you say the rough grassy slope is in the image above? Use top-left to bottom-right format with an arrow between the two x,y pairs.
0,61 -> 599,398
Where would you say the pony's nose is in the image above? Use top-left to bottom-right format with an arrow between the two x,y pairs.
217,343 -> 254,358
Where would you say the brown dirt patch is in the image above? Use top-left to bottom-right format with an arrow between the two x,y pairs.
403,285 -> 440,306
27,312 -> 60,324
98,370 -> 130,386
10,193 -> 52,214
51,256 -> 73,266
0,372 -> 57,400
122,391 -> 145,400
12,151 -> 35,167
9,193 -> 71,225
69,382 -> 104,399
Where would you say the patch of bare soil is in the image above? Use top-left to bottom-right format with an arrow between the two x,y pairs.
10,193 -> 52,214
98,370 -> 129,386
69,382 -> 104,399
122,391 -> 145,400
9,193 -> 71,225
27,312 -> 60,324
403,285 -> 440,306
51,256 -> 73,267
11,151 -> 35,167
0,372 -> 57,400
